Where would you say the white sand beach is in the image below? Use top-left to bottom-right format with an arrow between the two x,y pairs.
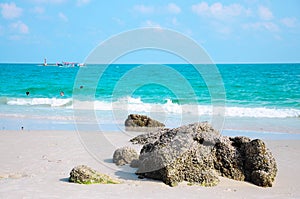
0,130 -> 299,199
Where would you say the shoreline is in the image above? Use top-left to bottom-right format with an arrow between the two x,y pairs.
0,130 -> 299,198
1,114 -> 299,135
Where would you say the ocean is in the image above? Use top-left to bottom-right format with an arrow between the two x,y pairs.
0,63 -> 299,134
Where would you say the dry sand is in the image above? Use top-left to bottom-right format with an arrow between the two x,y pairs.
0,130 -> 299,199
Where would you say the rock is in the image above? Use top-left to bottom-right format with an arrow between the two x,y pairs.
69,165 -> 120,184
243,139 -> 277,187
130,159 -> 140,168
136,122 -> 221,186
213,137 -> 245,181
125,114 -> 165,131
214,137 -> 277,187
130,128 -> 169,145
132,122 -> 277,187
187,169 -> 220,187
113,146 -> 139,166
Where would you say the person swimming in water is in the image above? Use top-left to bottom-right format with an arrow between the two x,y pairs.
26,91 -> 30,96
60,91 -> 64,96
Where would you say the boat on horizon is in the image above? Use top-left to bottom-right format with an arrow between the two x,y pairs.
43,58 -> 85,67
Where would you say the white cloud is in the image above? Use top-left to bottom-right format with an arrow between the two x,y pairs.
32,6 -> 45,14
10,21 -> 29,34
58,12 -> 68,22
263,22 -> 279,32
134,4 -> 181,15
142,20 -> 161,28
192,2 -> 208,15
167,3 -> 181,14
280,17 -> 297,28
192,2 -> 245,19
133,5 -> 154,14
243,22 -> 279,32
0,2 -> 23,19
76,0 -> 91,6
30,0 -> 67,4
258,6 -> 273,21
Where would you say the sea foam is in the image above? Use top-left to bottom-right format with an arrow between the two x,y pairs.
6,97 -> 72,107
4,96 -> 300,118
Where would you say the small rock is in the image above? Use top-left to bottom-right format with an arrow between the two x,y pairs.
125,114 -> 165,131
69,165 -> 120,184
113,146 -> 139,166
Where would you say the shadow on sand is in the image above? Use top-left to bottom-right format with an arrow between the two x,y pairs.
59,177 -> 70,183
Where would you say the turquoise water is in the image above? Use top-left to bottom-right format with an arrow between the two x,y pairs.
0,63 -> 299,131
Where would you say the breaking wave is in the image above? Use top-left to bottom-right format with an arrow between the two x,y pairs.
3,96 -> 300,118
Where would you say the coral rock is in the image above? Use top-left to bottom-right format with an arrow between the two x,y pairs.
135,122 -> 221,186
69,165 -> 120,184
113,146 -> 139,166
125,114 -> 165,131
131,122 -> 277,187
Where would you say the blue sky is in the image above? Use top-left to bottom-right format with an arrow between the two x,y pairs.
0,0 -> 299,63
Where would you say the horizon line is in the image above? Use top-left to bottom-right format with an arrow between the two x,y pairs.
0,61 -> 300,65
